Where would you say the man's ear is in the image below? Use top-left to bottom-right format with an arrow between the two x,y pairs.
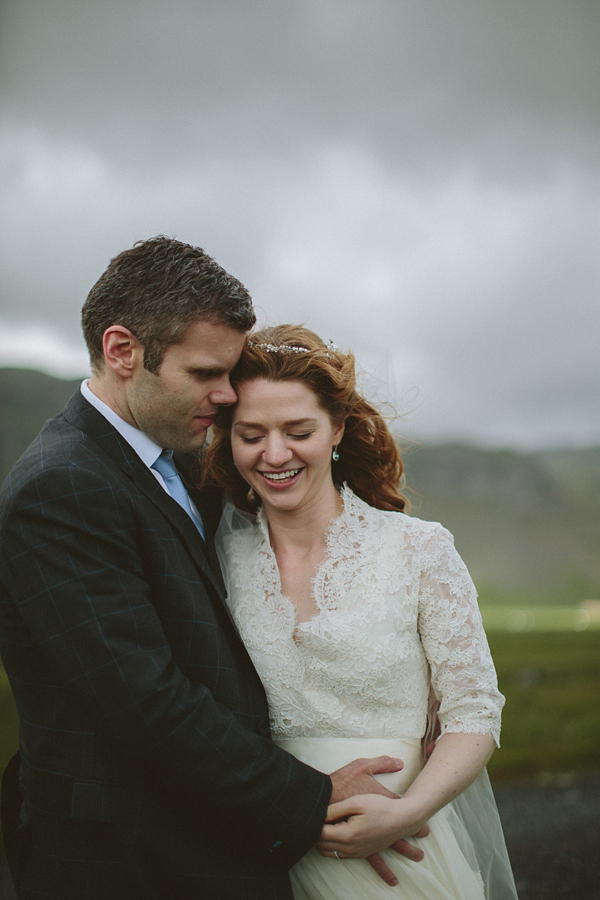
102,326 -> 143,379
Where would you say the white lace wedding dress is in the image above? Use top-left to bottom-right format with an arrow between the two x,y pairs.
217,486 -> 518,899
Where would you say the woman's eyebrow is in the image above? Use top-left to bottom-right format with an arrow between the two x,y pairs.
233,417 -> 318,429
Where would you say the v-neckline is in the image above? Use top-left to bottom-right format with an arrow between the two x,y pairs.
256,489 -> 348,639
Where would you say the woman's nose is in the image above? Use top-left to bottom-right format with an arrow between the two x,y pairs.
263,434 -> 293,467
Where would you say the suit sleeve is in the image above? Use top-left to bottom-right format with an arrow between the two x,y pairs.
0,458 -> 330,866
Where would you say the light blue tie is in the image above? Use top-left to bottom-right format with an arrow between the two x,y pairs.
152,451 -> 205,539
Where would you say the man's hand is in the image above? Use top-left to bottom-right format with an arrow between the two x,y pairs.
329,755 -> 404,804
327,757 -> 429,887
424,740 -> 436,762
364,832 -> 428,887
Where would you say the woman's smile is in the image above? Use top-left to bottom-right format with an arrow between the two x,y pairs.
231,378 -> 344,517
258,467 -> 304,485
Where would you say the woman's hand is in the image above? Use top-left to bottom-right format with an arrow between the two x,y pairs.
317,794 -> 427,859
318,732 -> 496,861
328,754 -> 429,885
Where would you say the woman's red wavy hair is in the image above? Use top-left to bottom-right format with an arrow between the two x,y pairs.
201,325 -> 408,514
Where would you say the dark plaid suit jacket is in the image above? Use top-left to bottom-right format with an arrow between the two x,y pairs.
0,391 -> 330,899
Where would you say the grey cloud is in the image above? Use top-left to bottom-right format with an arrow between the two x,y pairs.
2,0 -> 598,173
0,0 -> 598,447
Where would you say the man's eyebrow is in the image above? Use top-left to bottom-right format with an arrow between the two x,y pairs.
233,417 -> 318,428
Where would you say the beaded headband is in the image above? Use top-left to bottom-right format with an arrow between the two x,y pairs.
251,342 -> 309,354
248,339 -> 339,358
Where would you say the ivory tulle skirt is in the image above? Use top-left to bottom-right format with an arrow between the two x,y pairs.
275,737 -> 518,900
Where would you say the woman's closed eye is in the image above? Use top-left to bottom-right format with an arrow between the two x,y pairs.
239,431 -> 313,444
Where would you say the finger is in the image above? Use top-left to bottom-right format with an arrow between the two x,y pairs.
415,824 -> 430,838
324,798 -> 368,823
316,840 -> 335,852
365,755 -> 405,775
316,830 -> 350,851
336,755 -> 404,775
320,821 -> 351,842
389,838 -> 424,863
366,853 -> 399,887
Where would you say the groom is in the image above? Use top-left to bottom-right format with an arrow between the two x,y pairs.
0,236 -> 419,899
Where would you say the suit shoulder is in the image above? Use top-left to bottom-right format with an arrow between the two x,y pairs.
1,411 -> 130,517
10,415 -> 93,474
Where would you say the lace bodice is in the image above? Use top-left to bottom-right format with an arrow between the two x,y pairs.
218,486 -> 503,745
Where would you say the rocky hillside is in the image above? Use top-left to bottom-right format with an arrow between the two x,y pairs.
403,441 -> 600,601
2,367 -> 599,604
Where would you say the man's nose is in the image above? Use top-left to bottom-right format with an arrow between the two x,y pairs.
210,378 -> 237,406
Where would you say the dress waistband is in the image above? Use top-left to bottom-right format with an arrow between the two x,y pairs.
274,736 -> 423,795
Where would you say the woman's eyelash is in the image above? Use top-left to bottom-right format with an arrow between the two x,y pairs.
240,432 -> 313,444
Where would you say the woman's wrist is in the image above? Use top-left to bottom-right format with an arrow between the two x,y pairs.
400,731 -> 496,826
400,773 -> 458,824
390,793 -> 432,836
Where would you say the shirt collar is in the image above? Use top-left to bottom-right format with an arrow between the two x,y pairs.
81,379 -> 163,469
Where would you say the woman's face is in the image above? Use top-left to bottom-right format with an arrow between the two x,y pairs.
230,378 -> 344,516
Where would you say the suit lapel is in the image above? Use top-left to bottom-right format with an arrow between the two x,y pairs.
173,453 -> 227,594
62,392 -> 227,601
131,466 -> 227,599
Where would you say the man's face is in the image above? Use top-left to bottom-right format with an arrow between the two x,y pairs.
126,319 -> 246,452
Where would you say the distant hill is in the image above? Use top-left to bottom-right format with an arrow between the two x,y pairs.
2,367 -> 599,605
0,368 -> 81,482
402,442 -> 600,603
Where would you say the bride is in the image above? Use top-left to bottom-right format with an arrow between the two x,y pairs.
203,325 -> 518,899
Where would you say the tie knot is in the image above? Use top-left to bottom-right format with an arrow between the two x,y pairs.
152,451 -> 179,481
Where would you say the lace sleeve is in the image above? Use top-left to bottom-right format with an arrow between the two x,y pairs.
416,524 -> 504,746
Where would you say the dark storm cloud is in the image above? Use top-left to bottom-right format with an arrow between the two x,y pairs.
0,0 -> 598,446
2,1 -> 598,171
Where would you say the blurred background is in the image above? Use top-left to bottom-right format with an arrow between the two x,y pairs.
1,1 -> 599,896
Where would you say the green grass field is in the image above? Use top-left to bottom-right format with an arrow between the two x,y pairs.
487,628 -> 600,779
482,604 -> 600,632
0,625 -> 598,783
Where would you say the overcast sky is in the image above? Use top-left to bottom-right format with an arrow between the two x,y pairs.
1,0 -> 598,449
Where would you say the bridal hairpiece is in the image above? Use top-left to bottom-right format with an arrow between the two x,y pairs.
252,342 -> 310,354
248,339 -> 340,358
